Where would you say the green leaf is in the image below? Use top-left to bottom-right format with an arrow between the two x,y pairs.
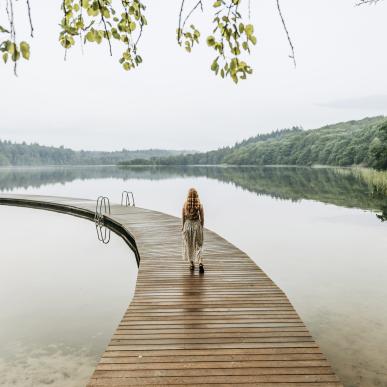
130,21 -> 136,31
213,1 -> 222,7
210,57 -> 219,72
2,52 -> 8,63
112,29 -> 120,39
102,8 -> 110,18
0,25 -> 10,33
245,24 -> 254,37
95,30 -> 103,44
20,41 -> 30,60
7,41 -> 15,54
10,45 -> 20,62
232,46 -> 240,55
206,36 -> 216,47
85,31 -> 95,42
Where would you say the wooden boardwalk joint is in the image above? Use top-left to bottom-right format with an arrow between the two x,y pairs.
0,194 -> 342,386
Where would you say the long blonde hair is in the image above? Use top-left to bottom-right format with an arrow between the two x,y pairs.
184,188 -> 201,214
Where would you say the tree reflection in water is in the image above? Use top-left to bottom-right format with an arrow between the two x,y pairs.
0,165 -> 386,221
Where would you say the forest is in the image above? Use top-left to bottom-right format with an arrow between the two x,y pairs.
0,142 -> 188,166
2,116 -> 387,170
120,116 -> 387,170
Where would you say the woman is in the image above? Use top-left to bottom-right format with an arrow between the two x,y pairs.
182,188 -> 204,273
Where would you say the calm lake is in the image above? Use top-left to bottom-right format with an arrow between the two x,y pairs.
0,165 -> 386,387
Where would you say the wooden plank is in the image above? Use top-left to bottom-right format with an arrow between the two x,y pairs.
87,374 -> 340,385
96,361 -> 332,370
99,354 -> 328,364
0,194 -> 343,386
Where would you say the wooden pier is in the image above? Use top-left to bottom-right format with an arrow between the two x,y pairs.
0,194 -> 342,386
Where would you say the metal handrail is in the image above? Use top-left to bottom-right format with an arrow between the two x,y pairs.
121,191 -> 135,207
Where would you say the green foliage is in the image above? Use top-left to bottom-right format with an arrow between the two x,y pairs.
359,168 -> 387,195
177,24 -> 201,53
1,0 -> 258,81
59,0 -> 147,71
0,0 -> 32,74
367,121 -> 387,170
0,141 -> 191,166
121,116 -> 387,170
0,40 -> 29,65
177,0 -> 256,83
206,0 -> 256,83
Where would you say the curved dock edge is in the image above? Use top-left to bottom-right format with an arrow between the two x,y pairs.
0,195 -> 140,265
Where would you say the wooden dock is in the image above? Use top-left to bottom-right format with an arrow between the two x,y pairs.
0,194 -> 342,386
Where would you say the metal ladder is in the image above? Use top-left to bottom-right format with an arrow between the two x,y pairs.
95,196 -> 111,244
95,191 -> 135,244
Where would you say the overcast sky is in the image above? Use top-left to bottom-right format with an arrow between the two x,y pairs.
1,0 -> 387,151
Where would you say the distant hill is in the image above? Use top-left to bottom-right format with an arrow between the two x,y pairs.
0,141 -> 193,166
120,116 -> 387,170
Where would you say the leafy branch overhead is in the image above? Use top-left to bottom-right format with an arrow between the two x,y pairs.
0,0 -> 31,75
205,0 -> 257,83
177,0 -> 257,83
0,0 -> 292,81
60,0 -> 147,70
1,0 -> 378,80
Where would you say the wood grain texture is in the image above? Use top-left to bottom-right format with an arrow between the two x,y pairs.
0,194 -> 342,386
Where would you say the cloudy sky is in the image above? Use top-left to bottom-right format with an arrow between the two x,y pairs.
1,0 -> 387,151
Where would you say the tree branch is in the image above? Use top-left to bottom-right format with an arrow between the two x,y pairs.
134,23 -> 143,53
6,0 -> 17,75
181,0 -> 203,31
97,0 -> 112,56
177,0 -> 186,44
26,0 -> 34,38
276,0 -> 296,68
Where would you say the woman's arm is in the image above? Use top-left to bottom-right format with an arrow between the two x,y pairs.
182,206 -> 186,230
200,205 -> 204,227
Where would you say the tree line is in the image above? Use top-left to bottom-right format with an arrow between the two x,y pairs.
0,141 -> 188,166
120,116 -> 387,170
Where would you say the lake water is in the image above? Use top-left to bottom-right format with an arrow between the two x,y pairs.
0,206 -> 138,386
0,165 -> 386,387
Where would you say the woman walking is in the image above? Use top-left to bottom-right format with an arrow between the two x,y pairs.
182,188 -> 205,273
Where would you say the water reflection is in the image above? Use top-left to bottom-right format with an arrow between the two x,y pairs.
0,165 -> 385,219
377,206 -> 387,222
0,206 -> 138,386
95,196 -> 112,244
